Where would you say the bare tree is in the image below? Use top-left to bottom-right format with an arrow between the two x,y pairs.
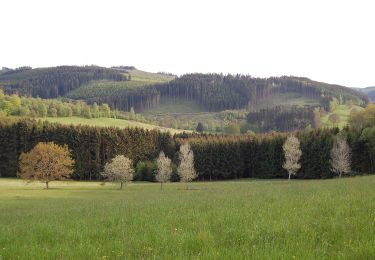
178,143 -> 197,189
282,135 -> 302,180
156,151 -> 172,190
103,155 -> 134,189
18,142 -> 74,189
330,135 -> 351,177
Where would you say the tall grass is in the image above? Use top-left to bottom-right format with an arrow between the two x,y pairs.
0,176 -> 374,259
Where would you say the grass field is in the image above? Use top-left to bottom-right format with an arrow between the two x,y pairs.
321,104 -> 363,128
40,117 -> 187,134
1,176 -> 374,259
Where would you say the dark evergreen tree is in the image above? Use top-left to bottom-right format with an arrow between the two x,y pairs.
196,122 -> 204,132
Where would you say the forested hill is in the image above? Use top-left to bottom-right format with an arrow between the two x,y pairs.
157,74 -> 369,111
66,71 -> 368,112
0,66 -> 369,113
0,66 -> 126,98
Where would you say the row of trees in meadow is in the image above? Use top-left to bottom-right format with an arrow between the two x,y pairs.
0,117 -> 175,179
16,132 -> 351,189
18,141 -> 197,190
1,105 -> 375,181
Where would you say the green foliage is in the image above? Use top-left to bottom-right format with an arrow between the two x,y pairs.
134,160 -> 157,182
349,104 -> 375,130
0,91 -> 115,119
1,103 -> 375,181
0,118 -> 175,180
225,123 -> 241,134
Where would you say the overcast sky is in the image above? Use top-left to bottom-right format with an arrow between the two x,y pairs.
1,0 -> 374,87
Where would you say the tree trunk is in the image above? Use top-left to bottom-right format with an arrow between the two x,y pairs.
288,173 -> 291,181
46,181 -> 49,189
339,172 -> 342,178
120,182 -> 123,190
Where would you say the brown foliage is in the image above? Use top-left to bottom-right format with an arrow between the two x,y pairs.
18,142 -> 74,189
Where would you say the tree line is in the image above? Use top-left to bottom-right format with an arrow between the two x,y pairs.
1,104 -> 375,181
0,117 -> 175,179
0,89 -> 114,118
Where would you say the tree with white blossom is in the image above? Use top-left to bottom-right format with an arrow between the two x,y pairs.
103,155 -> 134,189
178,143 -> 197,189
282,135 -> 302,180
156,151 -> 172,190
330,135 -> 351,178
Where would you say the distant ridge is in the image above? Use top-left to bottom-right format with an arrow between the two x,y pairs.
353,87 -> 375,101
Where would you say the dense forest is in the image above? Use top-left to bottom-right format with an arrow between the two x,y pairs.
156,74 -> 368,111
1,104 -> 374,180
246,105 -> 316,132
0,66 -> 126,98
1,67 -> 368,113
66,80 -> 161,112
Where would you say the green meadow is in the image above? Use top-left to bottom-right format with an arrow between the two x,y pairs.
40,116 -> 186,134
0,176 -> 374,259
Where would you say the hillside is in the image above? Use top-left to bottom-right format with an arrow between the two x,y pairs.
1,66 -> 370,133
0,66 -> 126,98
65,69 -> 174,111
68,72 -> 368,113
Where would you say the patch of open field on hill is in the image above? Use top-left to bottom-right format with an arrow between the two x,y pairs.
321,104 -> 363,128
40,117 -> 187,134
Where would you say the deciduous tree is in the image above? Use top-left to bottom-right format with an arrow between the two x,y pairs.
156,151 -> 172,189
18,142 -> 74,189
282,135 -> 302,180
178,143 -> 197,189
330,135 -> 351,177
103,155 -> 134,189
